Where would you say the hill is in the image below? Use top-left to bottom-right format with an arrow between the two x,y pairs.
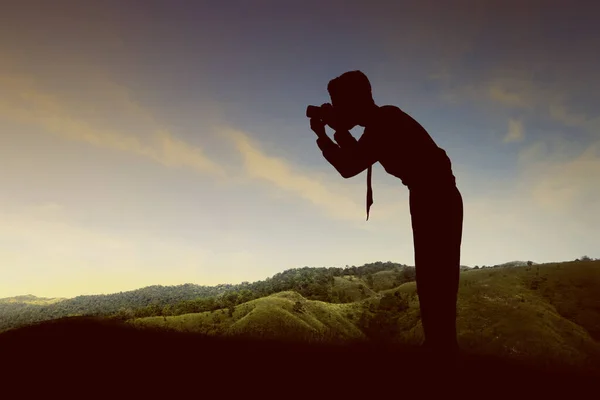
0,283 -> 235,332
132,290 -> 367,343
2,259 -> 600,394
0,261 -> 412,332
130,260 -> 600,374
0,295 -> 67,305
492,260 -> 537,268
2,259 -> 600,374
0,315 -> 597,396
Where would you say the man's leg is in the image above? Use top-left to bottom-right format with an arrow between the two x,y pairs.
410,187 -> 463,358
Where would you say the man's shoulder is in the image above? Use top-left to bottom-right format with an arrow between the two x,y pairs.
379,105 -> 401,113
379,105 -> 407,118
377,105 -> 410,125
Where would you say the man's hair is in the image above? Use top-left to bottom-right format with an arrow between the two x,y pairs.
327,70 -> 373,104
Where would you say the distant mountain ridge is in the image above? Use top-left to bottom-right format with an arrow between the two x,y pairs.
3,259 -> 598,379
493,260 -> 538,268
5,258 -> 596,334
0,295 -> 67,305
1,261 -> 535,304
0,261 -> 413,332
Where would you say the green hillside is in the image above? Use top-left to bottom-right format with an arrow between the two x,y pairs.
455,262 -> 600,369
0,261 -> 410,332
378,261 -> 600,370
130,260 -> 600,372
370,269 -> 409,291
2,259 -> 599,373
331,276 -> 377,302
131,290 -> 367,344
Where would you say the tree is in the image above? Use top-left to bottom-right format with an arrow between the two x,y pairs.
379,292 -> 407,312
366,274 -> 374,288
402,267 -> 416,282
162,304 -> 173,316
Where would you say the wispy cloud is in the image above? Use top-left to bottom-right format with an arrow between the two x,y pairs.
222,126 -> 368,221
488,83 -> 534,109
549,102 -> 600,134
1,65 -> 397,224
434,69 -> 600,232
504,119 -> 524,143
0,70 -> 227,179
517,138 -> 600,227
444,76 -> 599,138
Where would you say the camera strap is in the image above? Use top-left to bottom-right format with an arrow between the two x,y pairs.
366,165 -> 373,221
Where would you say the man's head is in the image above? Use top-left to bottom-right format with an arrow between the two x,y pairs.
327,70 -> 377,129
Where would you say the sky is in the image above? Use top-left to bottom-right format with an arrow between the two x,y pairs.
1,0 -> 599,298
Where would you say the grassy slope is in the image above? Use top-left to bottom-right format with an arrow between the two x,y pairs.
331,275 -> 377,302
457,263 -> 600,369
371,270 -> 402,292
131,291 -> 366,343
132,260 -> 600,371
378,261 -> 600,369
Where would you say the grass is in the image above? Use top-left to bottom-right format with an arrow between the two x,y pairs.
331,276 -> 377,302
130,290 -> 366,344
2,260 -> 600,396
371,269 -> 403,291
131,260 -> 600,373
457,266 -> 600,370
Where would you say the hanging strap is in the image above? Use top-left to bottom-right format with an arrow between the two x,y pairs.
366,165 -> 373,221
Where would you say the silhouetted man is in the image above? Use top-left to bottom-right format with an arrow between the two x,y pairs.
308,70 -> 463,365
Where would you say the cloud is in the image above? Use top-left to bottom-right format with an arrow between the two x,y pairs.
548,102 -> 600,134
221,126 -> 369,221
444,76 -> 600,138
0,70 -> 227,179
516,138 -> 600,226
503,119 -> 524,143
488,83 -> 534,109
439,76 -> 550,112
0,65 -> 399,225
434,68 -> 600,235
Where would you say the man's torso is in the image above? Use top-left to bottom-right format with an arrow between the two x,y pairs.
364,105 -> 457,190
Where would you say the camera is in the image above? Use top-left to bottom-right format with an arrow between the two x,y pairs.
306,103 -> 334,120
306,105 -> 323,119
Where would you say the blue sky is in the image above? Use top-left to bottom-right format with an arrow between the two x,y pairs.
1,0 -> 599,297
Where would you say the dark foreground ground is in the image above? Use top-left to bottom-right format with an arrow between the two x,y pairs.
1,317 -> 598,398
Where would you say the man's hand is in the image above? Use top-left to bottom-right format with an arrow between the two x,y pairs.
311,117 -> 338,153
319,103 -> 342,131
310,117 -> 327,139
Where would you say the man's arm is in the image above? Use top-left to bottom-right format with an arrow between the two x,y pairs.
333,130 -> 358,149
316,129 -> 377,179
